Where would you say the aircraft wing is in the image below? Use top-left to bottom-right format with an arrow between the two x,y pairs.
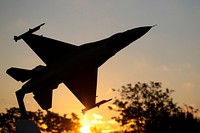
63,68 -> 98,108
22,34 -> 78,65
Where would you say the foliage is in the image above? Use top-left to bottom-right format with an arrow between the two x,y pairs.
109,81 -> 200,133
90,126 -> 102,133
0,107 -> 81,133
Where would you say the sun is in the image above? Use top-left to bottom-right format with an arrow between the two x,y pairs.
80,125 -> 90,133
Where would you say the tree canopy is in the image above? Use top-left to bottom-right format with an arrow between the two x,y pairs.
1,81 -> 200,133
109,81 -> 200,133
0,107 -> 81,133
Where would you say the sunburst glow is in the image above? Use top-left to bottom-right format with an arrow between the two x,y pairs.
80,125 -> 90,133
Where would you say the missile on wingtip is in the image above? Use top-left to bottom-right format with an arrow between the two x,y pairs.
14,23 -> 45,42
82,98 -> 112,114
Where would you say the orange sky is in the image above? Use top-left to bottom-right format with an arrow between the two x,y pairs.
1,1 -> 200,132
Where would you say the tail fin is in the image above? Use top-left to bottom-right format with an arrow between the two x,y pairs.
6,67 -> 33,82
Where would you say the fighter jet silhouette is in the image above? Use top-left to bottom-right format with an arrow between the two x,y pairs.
7,23 -> 153,118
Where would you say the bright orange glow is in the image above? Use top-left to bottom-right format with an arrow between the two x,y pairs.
80,125 -> 90,133
80,114 -> 91,133
80,113 -> 119,132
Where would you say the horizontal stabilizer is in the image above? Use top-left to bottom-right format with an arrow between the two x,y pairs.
6,67 -> 33,82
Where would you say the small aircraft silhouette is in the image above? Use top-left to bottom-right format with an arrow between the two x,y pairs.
7,23 -> 153,118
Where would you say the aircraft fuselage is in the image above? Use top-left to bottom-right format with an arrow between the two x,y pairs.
22,26 -> 152,94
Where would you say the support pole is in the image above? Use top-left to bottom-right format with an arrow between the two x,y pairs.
16,90 -> 28,119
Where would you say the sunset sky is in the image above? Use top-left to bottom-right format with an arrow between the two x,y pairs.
1,0 -> 200,132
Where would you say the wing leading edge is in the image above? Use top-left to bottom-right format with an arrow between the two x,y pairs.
22,34 -> 78,65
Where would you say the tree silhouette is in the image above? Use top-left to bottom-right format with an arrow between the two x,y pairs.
109,81 -> 200,133
0,107 -> 81,133
90,126 -> 102,133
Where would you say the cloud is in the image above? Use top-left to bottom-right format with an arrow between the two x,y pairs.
91,113 -> 105,125
161,64 -> 171,72
107,119 -> 118,124
91,119 -> 106,124
93,113 -> 103,119
182,82 -> 194,89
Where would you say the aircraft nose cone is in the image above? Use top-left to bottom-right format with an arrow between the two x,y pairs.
127,25 -> 154,38
107,25 -> 154,53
